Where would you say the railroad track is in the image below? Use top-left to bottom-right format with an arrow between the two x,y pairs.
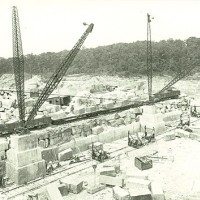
2,144 -> 134,199
2,115 -> 200,199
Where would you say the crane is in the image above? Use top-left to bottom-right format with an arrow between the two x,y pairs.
12,6 -> 94,134
25,23 -> 94,126
12,6 -> 25,127
147,13 -> 153,101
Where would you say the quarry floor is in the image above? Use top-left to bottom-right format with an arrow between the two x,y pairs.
35,132 -> 200,200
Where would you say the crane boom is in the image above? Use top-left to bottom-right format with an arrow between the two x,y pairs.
25,23 -> 94,125
155,65 -> 196,95
12,6 -> 25,126
147,13 -> 153,101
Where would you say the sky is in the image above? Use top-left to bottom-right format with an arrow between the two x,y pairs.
0,0 -> 200,58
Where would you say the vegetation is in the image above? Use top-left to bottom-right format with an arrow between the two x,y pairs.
1,37 -> 200,78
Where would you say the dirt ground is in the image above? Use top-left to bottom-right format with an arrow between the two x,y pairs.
61,134 -> 200,200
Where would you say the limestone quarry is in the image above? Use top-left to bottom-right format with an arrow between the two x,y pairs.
0,74 -> 200,200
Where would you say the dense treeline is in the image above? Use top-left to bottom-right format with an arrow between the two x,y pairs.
0,37 -> 200,78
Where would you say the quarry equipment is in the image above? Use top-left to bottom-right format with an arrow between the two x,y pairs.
147,13 -> 153,101
135,156 -> 153,170
128,131 -> 143,148
11,6 -> 94,135
177,112 -> 192,132
128,127 -> 155,149
91,142 -> 110,162
191,106 -> 200,117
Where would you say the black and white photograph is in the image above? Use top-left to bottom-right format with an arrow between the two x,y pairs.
0,0 -> 200,199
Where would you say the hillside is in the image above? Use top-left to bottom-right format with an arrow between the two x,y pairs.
0,37 -> 200,78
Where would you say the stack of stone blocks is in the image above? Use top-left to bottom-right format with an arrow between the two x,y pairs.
6,133 -> 46,185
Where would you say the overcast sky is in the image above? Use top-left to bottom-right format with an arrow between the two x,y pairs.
0,0 -> 200,58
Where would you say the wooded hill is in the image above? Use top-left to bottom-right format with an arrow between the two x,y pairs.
0,37 -> 200,78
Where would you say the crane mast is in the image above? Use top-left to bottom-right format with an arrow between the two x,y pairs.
25,23 -> 94,125
12,6 -> 25,126
147,13 -> 153,101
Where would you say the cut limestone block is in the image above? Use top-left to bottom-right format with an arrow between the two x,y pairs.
0,160 -> 6,177
126,178 -> 151,190
0,151 -> 6,160
62,178 -> 83,194
7,148 -> 42,167
74,107 -> 85,115
129,187 -> 152,200
58,148 -> 73,161
99,167 -> 116,177
126,171 -> 148,180
86,106 -> 97,113
151,181 -> 165,200
10,133 -> 37,152
163,133 -> 176,141
87,184 -> 106,194
89,142 -> 103,151
51,111 -> 67,120
0,140 -> 9,152
6,160 -> 46,185
92,126 -> 104,135
140,113 -> 164,124
99,175 -> 125,187
175,129 -> 190,138
163,110 -> 182,122
46,183 -> 64,200
189,133 -> 200,142
142,105 -> 157,114
103,102 -> 114,109
113,186 -> 130,200
58,183 -> 69,196
41,146 -> 58,162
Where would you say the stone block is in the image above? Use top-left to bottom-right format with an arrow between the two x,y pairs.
86,106 -> 97,113
58,183 -> 69,196
151,181 -> 165,200
46,183 -> 64,200
0,140 -> 9,152
74,107 -> 85,115
7,148 -> 42,167
189,133 -> 200,141
41,146 -> 58,162
92,126 -> 104,135
126,178 -> 151,189
87,184 -> 106,194
175,129 -> 190,138
10,133 -> 38,152
51,111 -> 67,120
100,167 -> 116,177
6,160 -> 46,185
142,105 -> 157,114
62,178 -> 83,194
58,148 -> 73,161
99,175 -> 125,187
163,110 -> 182,122
163,133 -> 176,141
140,113 -> 164,124
0,160 -> 6,176
129,187 -> 152,200
113,186 -> 130,200
103,102 -> 114,109
0,151 -> 6,160
126,171 -> 148,180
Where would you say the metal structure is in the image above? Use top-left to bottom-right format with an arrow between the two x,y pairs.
147,13 -> 153,101
12,6 -> 94,133
155,66 -> 196,95
25,23 -> 94,126
12,6 -> 25,126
